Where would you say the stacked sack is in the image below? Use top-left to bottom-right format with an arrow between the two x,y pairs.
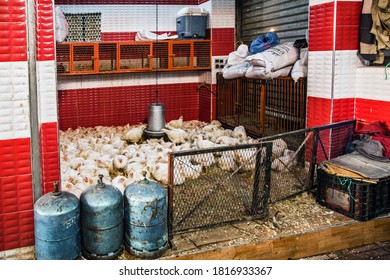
222,32 -> 308,82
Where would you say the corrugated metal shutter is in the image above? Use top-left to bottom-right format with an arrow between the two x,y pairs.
236,0 -> 309,45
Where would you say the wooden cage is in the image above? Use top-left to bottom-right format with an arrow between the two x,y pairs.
216,73 -> 307,137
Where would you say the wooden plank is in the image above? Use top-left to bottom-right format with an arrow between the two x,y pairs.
163,216 -> 390,260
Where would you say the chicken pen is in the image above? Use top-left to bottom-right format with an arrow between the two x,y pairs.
216,73 -> 307,137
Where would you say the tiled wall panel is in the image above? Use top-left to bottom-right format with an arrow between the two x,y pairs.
356,98 -> 390,125
335,1 -> 361,50
0,211 -> 34,251
36,0 -> 55,61
309,2 -> 334,51
58,83 -> 200,130
0,0 -> 27,62
211,28 -> 235,56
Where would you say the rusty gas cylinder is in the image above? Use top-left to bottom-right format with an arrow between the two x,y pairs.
80,174 -> 123,259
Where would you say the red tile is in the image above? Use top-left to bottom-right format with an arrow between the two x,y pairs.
355,98 -> 390,128
212,28 -> 235,56
0,211 -> 34,251
309,3 -> 334,51
306,96 -> 332,128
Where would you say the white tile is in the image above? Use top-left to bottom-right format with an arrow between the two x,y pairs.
307,51 -> 333,98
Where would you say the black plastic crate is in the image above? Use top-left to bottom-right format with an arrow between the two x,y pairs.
316,169 -> 390,221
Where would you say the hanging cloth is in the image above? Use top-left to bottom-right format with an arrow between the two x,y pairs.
370,0 -> 390,64
359,0 -> 378,62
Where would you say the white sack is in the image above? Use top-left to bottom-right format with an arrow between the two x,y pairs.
222,61 -> 251,79
246,42 -> 299,72
55,6 -> 68,42
135,29 -> 178,41
300,48 -> 308,66
291,59 -> 308,83
227,44 -> 250,66
245,65 -> 292,80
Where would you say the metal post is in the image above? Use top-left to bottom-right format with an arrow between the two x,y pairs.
27,0 -> 42,202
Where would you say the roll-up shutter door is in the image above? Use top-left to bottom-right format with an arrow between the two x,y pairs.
236,0 -> 309,45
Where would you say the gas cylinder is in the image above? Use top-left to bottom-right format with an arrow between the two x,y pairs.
34,182 -> 80,260
124,174 -> 168,259
80,174 -> 123,259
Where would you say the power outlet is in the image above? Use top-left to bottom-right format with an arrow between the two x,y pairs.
214,58 -> 226,70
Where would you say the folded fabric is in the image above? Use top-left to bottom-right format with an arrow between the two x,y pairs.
135,29 -> 178,41
249,32 -> 280,54
55,6 -> 68,42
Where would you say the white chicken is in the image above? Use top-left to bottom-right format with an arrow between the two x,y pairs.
111,175 -> 128,193
151,162 -> 169,185
124,124 -> 145,144
192,153 -> 215,167
113,154 -> 128,171
175,158 -> 202,180
166,116 -> 183,129
272,138 -> 288,157
232,125 -> 247,140
271,149 -> 297,172
234,147 -> 257,171
194,135 -> 215,150
161,128 -> 188,145
217,150 -> 238,171
216,136 -> 240,146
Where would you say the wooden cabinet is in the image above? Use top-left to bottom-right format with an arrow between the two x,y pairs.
56,40 -> 211,75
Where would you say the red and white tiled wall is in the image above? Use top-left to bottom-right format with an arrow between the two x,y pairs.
1,0 -> 236,251
307,0 -> 390,128
0,0 -> 34,251
2,0 -> 390,253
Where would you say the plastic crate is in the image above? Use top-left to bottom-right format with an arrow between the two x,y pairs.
316,168 -> 390,221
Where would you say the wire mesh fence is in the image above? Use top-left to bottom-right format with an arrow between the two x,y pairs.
167,143 -> 272,237
166,120 -> 356,241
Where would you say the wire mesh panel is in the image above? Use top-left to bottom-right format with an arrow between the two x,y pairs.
72,44 -> 96,73
171,42 -> 191,69
98,43 -> 117,72
258,120 -> 356,204
168,143 -> 272,236
119,43 -> 152,71
193,41 -> 211,69
259,130 -> 313,204
56,43 -> 71,74
152,42 -> 169,70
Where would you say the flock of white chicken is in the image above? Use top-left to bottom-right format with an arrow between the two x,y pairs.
60,117 -> 297,198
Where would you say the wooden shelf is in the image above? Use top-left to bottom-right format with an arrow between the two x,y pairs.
56,40 -> 211,76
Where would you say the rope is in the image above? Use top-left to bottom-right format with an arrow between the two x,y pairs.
155,0 -> 159,103
385,62 -> 390,80
337,177 -> 356,202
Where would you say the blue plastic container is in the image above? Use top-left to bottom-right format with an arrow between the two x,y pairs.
34,182 -> 80,260
80,174 -> 123,259
176,7 -> 208,39
124,176 -> 168,259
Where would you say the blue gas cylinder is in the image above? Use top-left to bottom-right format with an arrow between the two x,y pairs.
80,174 -> 123,259
124,176 -> 168,259
34,182 -> 80,260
